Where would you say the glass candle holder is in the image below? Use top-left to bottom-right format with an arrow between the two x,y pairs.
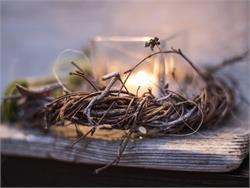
90,34 -> 191,96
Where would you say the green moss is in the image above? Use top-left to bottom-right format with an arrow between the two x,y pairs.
1,79 -> 28,122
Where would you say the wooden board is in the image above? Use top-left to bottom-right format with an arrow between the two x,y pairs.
1,120 -> 249,172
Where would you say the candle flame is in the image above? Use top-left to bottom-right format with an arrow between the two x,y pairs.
132,70 -> 154,87
126,70 -> 156,95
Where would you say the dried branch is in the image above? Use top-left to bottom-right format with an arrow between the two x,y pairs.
6,37 -> 236,174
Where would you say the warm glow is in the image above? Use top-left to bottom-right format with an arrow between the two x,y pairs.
126,56 -> 175,96
132,70 -> 153,86
160,56 -> 174,77
153,55 -> 175,78
126,70 -> 156,95
168,55 -> 175,74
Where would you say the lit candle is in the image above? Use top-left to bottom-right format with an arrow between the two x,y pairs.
126,70 -> 157,96
125,55 -> 176,96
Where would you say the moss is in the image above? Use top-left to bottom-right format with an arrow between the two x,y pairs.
1,79 -> 28,122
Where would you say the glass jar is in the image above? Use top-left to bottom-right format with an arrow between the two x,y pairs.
90,34 -> 190,97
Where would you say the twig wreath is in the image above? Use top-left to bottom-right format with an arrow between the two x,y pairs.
3,37 -> 245,173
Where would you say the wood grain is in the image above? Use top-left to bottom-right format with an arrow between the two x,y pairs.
1,123 -> 248,172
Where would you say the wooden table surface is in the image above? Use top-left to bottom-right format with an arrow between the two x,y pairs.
1,123 -> 249,172
1,122 -> 249,187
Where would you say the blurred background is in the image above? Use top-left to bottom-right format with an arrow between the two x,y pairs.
1,2 -> 249,186
1,0 -> 249,93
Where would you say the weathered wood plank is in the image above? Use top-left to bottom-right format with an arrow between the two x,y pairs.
1,123 -> 248,172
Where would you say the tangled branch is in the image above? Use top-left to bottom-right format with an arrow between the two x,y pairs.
42,46 -> 234,173
3,38 -> 237,173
